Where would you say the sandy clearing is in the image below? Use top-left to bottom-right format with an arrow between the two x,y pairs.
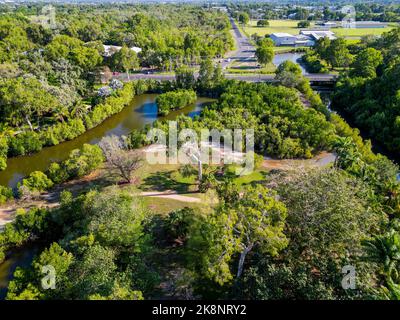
0,152 -> 335,228
140,191 -> 201,203
262,152 -> 336,170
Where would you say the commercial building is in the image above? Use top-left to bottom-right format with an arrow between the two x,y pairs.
354,21 -> 388,28
300,30 -> 336,40
270,30 -> 335,47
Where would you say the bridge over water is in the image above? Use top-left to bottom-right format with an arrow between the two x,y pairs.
116,72 -> 338,87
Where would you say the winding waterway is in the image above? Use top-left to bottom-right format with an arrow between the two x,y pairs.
0,94 -> 214,188
0,245 -> 41,299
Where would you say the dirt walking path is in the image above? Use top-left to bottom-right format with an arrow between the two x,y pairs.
0,151 -> 335,229
140,191 -> 201,203
0,188 -> 201,229
262,151 -> 336,170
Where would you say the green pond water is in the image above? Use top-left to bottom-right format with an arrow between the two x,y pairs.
0,94 -> 214,188
0,245 -> 41,299
0,94 -> 214,299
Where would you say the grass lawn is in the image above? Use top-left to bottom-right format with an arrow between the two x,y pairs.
273,46 -> 307,53
334,24 -> 396,38
244,19 -> 396,39
233,170 -> 267,187
138,161 -> 268,191
227,60 -> 276,74
244,19 -> 316,37
141,196 -> 203,215
345,39 -> 361,45
137,162 -> 199,193
223,165 -> 268,187
104,157 -> 270,215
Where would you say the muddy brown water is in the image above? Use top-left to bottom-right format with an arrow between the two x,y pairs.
0,94 -> 214,188
0,94 -> 214,299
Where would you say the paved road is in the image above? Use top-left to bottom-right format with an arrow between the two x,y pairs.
114,17 -> 337,84
219,17 -> 257,69
116,72 -> 337,83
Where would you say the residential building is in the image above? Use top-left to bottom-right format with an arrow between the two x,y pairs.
102,45 -> 142,57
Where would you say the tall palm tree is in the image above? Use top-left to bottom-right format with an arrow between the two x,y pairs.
333,137 -> 362,170
363,229 -> 400,281
383,180 -> 400,217
54,105 -> 70,123
70,100 -> 89,119
385,278 -> 400,299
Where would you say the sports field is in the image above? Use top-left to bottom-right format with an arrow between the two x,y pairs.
244,19 -> 397,39
334,24 -> 396,37
244,19 -> 314,36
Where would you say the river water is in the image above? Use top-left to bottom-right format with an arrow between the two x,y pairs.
0,94 -> 214,188
0,245 -> 41,299
272,52 -> 308,75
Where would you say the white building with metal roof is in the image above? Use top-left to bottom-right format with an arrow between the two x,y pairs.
300,30 -> 336,40
102,45 -> 142,57
270,33 -> 315,47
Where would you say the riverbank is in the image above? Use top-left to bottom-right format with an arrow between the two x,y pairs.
0,95 -> 214,188
0,244 -> 42,299
0,82 -> 137,176
0,149 -> 336,228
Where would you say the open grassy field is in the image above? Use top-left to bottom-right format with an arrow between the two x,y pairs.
227,59 -> 276,74
141,196 -> 203,215
272,46 -> 306,53
244,19 -> 397,39
334,24 -> 396,37
244,19 -> 316,36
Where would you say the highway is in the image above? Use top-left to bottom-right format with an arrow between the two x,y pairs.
116,72 -> 337,83
220,17 -> 257,70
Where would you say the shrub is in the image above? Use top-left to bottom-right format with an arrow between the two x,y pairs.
14,207 -> 49,235
42,130 -> 59,146
156,89 -> 197,116
97,86 -> 113,97
22,171 -> 53,192
64,144 -> 104,178
83,114 -> 94,129
9,131 -> 43,156
0,207 -> 49,263
128,129 -> 150,149
179,164 -> 197,178
17,184 -> 40,201
243,151 -> 264,170
257,20 -> 269,27
47,162 -> 69,184
0,157 -> 6,171
297,21 -> 310,28
302,52 -> 329,73
199,172 -> 218,193
65,118 -> 86,140
109,79 -> 123,90
0,136 -> 8,170
164,208 -> 195,241
134,79 -> 155,95
0,185 -> 13,203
